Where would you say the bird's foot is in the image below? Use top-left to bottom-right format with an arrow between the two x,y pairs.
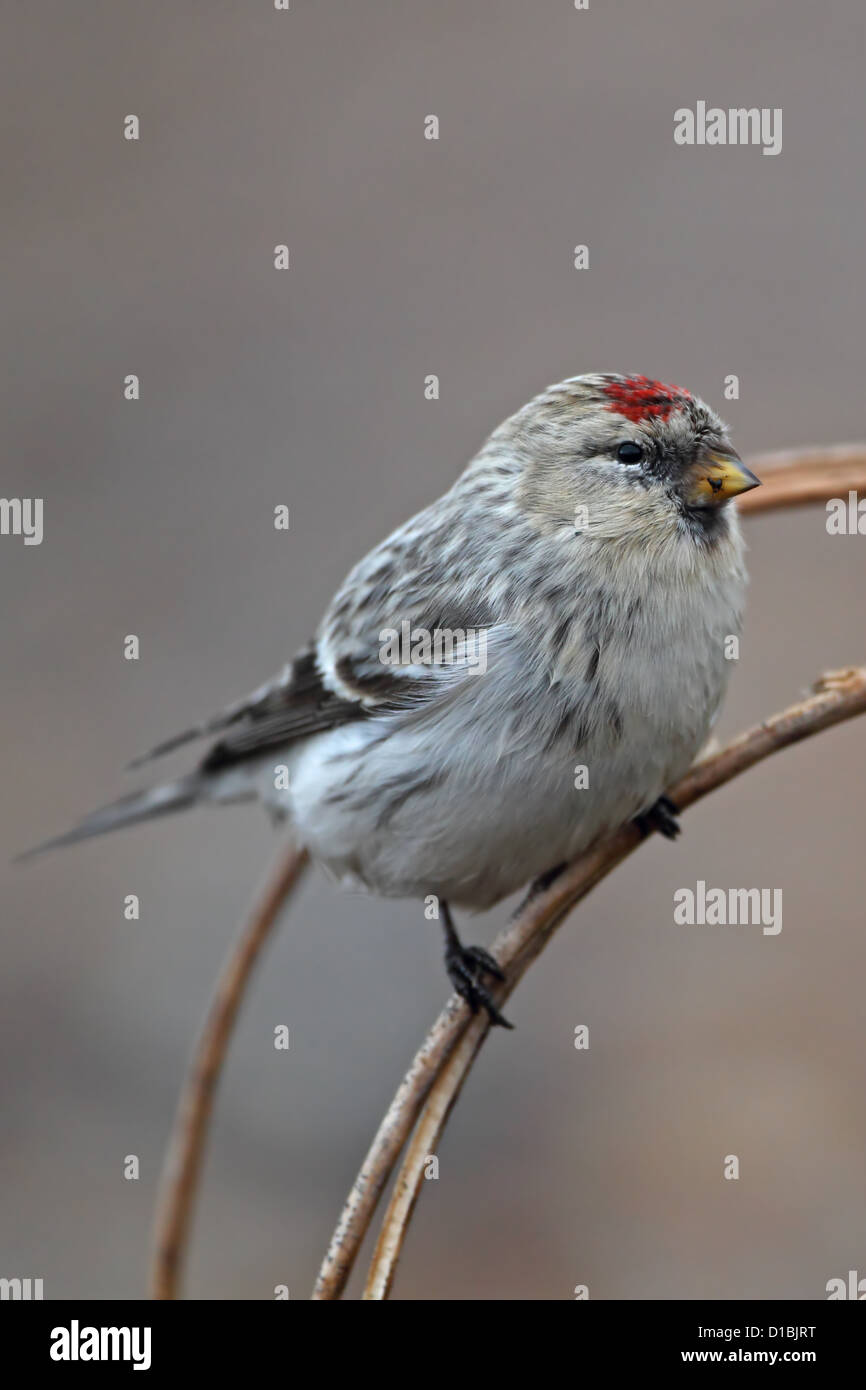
445,941 -> 514,1029
635,794 -> 681,840
513,861 -> 567,917
531,861 -> 567,896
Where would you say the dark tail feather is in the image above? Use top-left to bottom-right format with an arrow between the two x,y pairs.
126,724 -> 222,769
15,775 -> 201,862
125,696 -> 256,770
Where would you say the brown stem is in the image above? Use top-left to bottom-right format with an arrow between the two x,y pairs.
150,843 -> 308,1299
362,1021 -> 487,1301
737,443 -> 866,515
360,667 -> 866,1299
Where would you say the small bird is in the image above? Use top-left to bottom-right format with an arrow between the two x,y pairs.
23,374 -> 759,1026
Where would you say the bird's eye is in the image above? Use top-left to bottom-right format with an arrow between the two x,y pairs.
616,441 -> 644,465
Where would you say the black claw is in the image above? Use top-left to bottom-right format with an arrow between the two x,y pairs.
471,982 -> 515,1031
439,900 -> 514,1029
445,944 -> 514,1029
635,794 -> 681,841
461,944 -> 505,981
512,862 -> 567,917
533,861 -> 567,894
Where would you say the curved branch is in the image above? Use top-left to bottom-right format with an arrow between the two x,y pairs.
737,443 -> 866,515
361,667 -> 866,1299
150,843 -> 308,1299
362,1019 -> 486,1301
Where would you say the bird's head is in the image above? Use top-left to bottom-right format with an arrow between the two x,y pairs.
505,373 -> 760,545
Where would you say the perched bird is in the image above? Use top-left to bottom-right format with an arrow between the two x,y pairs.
22,373 -> 759,1026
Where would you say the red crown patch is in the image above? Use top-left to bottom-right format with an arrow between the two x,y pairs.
601,375 -> 692,424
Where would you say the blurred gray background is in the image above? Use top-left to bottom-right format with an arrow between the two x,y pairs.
2,0 -> 865,1300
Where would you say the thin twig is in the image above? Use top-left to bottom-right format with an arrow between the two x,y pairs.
737,443 -> 866,515
310,993 -> 472,1300
362,1019 -> 487,1300
313,444 -> 866,1301
150,842 -> 308,1299
361,667 -> 866,1299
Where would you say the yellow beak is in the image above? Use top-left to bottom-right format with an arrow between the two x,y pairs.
684,450 -> 761,508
